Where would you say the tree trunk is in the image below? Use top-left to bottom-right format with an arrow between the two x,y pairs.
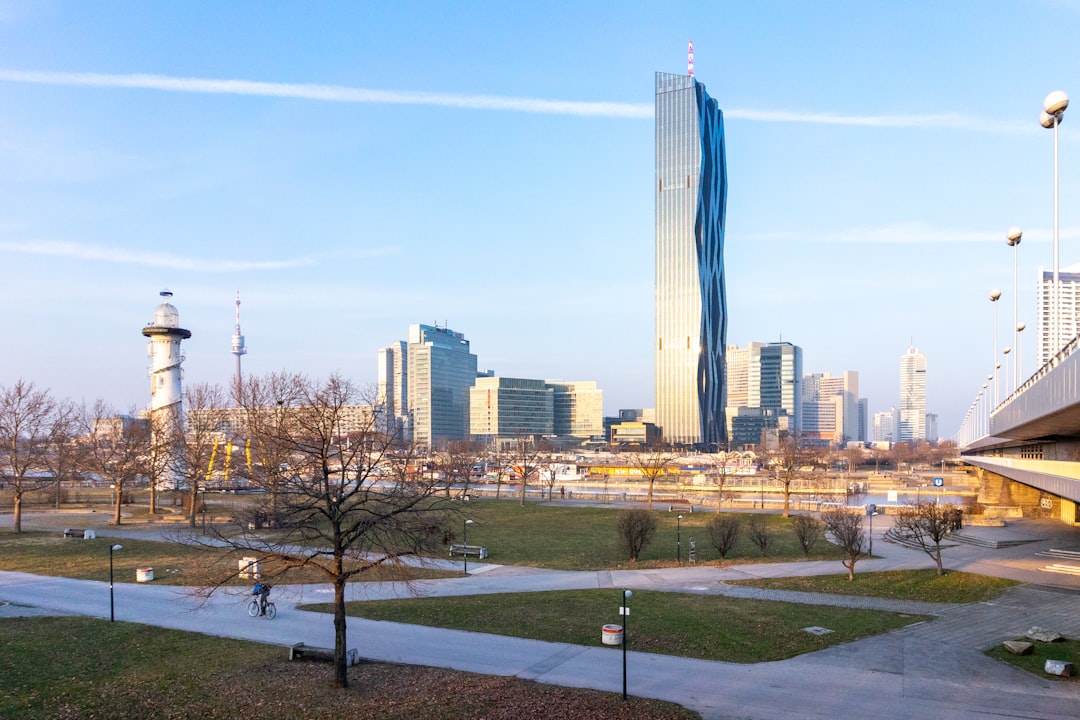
112,482 -> 122,525
333,579 -> 349,688
647,479 -> 655,510
148,483 -> 157,515
782,489 -> 790,518
12,490 -> 22,533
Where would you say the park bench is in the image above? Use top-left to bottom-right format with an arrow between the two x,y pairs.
666,499 -> 694,512
448,544 -> 488,559
288,642 -> 359,666
63,528 -> 94,539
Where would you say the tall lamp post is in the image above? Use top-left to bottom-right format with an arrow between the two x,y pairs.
1007,227 -> 1023,391
463,519 -> 474,575
1002,346 -> 1012,399
620,589 -> 632,701
676,514 -> 683,564
990,289 -> 1002,407
109,544 -> 123,622
1041,91 -> 1068,358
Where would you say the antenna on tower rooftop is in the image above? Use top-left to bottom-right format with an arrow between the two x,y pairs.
688,40 -> 694,77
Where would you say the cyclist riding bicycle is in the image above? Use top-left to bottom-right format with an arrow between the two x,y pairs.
252,582 -> 272,616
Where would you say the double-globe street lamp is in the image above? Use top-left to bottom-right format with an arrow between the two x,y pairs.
1041,91 -> 1068,358
990,289 -> 1002,407
1006,227 -> 1022,392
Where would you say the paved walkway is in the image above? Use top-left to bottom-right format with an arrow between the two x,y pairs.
2,511 -> 1080,719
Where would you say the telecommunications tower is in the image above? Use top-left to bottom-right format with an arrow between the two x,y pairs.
231,290 -> 247,396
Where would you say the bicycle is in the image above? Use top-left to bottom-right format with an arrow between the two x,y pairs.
247,597 -> 277,619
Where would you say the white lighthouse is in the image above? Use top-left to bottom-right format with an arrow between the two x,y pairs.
142,290 -> 192,415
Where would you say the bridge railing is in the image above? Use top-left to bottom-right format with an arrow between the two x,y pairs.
958,333 -> 1080,451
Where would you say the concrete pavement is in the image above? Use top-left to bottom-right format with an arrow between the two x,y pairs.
2,511 -> 1080,719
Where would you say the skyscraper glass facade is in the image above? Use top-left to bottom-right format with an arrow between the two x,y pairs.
655,71 -> 728,447
899,347 -> 927,442
407,324 -> 478,447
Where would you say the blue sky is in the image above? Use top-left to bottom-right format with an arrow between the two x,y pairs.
1,1 -> 1078,437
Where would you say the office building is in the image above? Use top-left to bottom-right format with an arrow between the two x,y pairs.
748,342 -> 802,433
376,340 -> 407,435
1037,265 -> 1080,367
899,348 -> 927,442
470,377 -> 553,440
802,371 -> 861,445
873,410 -> 895,443
724,342 -> 764,440
654,70 -> 728,447
407,324 -> 477,447
547,381 -> 604,438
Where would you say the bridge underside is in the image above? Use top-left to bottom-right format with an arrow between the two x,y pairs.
960,340 -> 1080,525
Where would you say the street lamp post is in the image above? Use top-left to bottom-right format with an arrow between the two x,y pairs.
1007,227 -> 1022,391
621,589 -> 632,701
109,544 -> 123,621
463,519 -> 474,575
1002,346 -> 1012,399
990,289 -> 1002,407
1017,322 -> 1026,384
676,514 -> 683,564
1041,91 -> 1068,358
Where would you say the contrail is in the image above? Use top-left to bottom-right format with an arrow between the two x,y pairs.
0,68 -> 1024,131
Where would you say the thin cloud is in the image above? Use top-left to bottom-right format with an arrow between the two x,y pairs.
0,69 -> 653,119
0,240 -> 316,272
750,223 -> 1080,244
0,68 -> 1024,131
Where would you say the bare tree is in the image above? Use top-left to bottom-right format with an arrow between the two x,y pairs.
706,514 -> 741,560
510,433 -> 545,507
80,402 -> 152,526
771,431 -> 808,518
790,514 -> 824,556
616,508 -> 657,562
711,451 -> 736,512
746,515 -> 774,556
437,440 -> 484,499
632,442 -> 674,510
893,502 -> 954,575
41,398 -> 81,509
188,373 -> 455,689
0,380 -> 61,532
821,508 -> 866,581
172,383 -> 229,527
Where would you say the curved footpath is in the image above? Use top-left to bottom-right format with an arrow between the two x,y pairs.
2,512 -> 1080,720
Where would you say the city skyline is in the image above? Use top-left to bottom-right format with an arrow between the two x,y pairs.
2,2 -> 1080,434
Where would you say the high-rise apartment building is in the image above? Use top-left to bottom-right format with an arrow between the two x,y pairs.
655,70 -> 728,447
899,347 -> 927,442
1036,265 -> 1080,367
376,340 -> 407,434
407,323 -> 477,448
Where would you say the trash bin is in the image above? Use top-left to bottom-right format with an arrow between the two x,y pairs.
602,624 -> 624,646
136,567 -> 154,582
239,557 -> 260,579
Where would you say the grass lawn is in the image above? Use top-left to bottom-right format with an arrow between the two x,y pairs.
0,531 -> 455,586
305,589 -> 931,663
455,499 -> 846,569
0,616 -> 698,719
986,638 -> 1080,682
725,569 -> 1019,604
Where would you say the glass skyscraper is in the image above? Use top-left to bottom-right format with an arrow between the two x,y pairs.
655,71 -> 728,447
407,323 -> 478,448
